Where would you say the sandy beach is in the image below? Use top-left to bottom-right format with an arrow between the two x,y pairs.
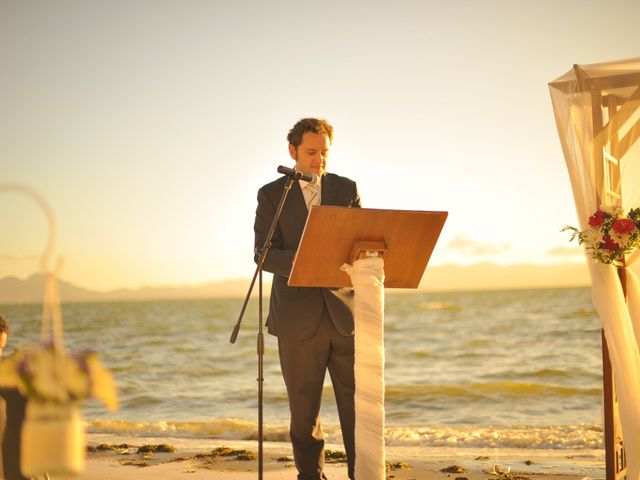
56,436 -> 604,480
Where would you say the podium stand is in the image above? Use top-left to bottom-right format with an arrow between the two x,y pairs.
290,206 -> 447,479
290,206 -> 447,288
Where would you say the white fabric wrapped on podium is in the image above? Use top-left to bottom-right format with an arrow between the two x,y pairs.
341,256 -> 385,480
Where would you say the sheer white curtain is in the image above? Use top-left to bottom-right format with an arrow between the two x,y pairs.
551,64 -> 640,480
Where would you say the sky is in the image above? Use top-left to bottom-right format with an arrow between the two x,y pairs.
1,0 -> 639,291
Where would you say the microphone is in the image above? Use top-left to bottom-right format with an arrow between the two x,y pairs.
277,165 -> 319,184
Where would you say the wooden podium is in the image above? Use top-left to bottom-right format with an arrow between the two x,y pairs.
289,206 -> 448,288
288,205 -> 447,480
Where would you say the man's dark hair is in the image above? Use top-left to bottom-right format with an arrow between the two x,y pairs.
0,315 -> 8,335
287,118 -> 334,148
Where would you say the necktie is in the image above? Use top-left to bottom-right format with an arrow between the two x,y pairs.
306,183 -> 320,209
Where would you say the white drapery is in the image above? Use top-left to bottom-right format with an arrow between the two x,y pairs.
341,257 -> 385,480
550,59 -> 640,480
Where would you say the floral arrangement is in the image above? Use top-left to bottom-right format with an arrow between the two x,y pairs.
563,205 -> 640,264
0,342 -> 117,410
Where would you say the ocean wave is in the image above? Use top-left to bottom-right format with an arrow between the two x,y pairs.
121,394 -> 164,408
87,418 -> 291,442
416,302 -> 462,312
385,381 -> 601,400
385,424 -> 603,449
495,368 -> 600,381
86,418 -> 603,449
566,308 -> 597,318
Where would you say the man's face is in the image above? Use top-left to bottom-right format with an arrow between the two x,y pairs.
289,131 -> 330,176
0,332 -> 6,349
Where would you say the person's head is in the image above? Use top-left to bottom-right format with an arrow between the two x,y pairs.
0,315 -> 8,350
287,118 -> 333,177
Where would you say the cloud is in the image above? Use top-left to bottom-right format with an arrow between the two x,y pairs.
547,246 -> 583,257
446,235 -> 511,256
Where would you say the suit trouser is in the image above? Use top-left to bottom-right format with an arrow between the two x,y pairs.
0,396 -> 4,479
0,389 -> 28,480
277,306 -> 356,480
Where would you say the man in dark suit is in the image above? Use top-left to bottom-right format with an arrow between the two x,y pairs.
0,315 -> 28,480
254,118 -> 360,480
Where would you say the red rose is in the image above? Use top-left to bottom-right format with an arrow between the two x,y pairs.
612,218 -> 636,234
600,236 -> 619,252
588,210 -> 606,228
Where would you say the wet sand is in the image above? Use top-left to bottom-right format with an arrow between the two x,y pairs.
66,438 -> 605,480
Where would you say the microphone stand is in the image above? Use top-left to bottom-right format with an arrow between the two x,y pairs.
230,175 -> 296,480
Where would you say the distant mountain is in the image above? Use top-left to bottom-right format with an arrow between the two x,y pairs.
0,274 -> 265,305
104,278 -> 261,301
418,262 -> 589,292
0,262 -> 590,305
0,274 -> 101,304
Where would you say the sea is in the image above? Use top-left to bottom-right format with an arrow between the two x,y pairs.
2,287 -> 606,463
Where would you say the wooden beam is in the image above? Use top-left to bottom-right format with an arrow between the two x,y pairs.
550,71 -> 640,94
594,87 -> 640,154
592,84 -> 628,480
615,116 -> 640,160
592,88 -> 606,204
603,331 -> 617,480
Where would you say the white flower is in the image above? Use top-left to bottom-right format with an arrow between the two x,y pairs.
29,348 -> 69,402
62,355 -> 90,399
582,228 -> 604,246
611,231 -> 631,248
27,347 -> 89,402
85,353 -> 119,411
600,204 -> 625,217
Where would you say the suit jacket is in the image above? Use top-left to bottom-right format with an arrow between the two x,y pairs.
254,172 -> 361,340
